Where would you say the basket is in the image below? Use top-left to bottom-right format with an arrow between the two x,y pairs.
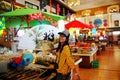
91,60 -> 99,68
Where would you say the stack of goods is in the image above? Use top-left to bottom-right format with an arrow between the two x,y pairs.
35,40 -> 54,55
77,42 -> 91,54
35,40 -> 56,66
34,52 -> 56,67
90,43 -> 97,51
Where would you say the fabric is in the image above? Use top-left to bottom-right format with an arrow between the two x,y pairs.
56,72 -> 71,80
13,57 -> 22,64
56,45 -> 75,75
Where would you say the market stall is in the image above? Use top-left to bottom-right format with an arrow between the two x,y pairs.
0,24 -> 82,79
64,19 -> 97,68
71,42 -> 98,68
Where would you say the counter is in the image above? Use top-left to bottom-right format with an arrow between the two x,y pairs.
72,47 -> 98,68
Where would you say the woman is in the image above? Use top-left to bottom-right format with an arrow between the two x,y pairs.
55,30 -> 75,80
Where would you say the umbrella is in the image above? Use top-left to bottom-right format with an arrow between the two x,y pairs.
0,7 -> 65,20
65,20 -> 92,30
0,7 -> 41,16
18,24 -> 60,50
0,7 -> 65,28
42,11 -> 65,21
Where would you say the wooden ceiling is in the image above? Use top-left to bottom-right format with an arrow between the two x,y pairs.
71,0 -> 120,11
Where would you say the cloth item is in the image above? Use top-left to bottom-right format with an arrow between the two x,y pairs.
56,45 -> 75,75
11,59 -> 25,67
58,30 -> 69,37
56,72 -> 71,80
13,57 -> 22,64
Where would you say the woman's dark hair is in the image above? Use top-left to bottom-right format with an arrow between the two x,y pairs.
56,34 -> 70,53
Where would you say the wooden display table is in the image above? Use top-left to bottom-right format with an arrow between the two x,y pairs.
72,47 -> 98,68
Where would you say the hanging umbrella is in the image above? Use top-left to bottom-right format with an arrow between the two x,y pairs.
5,17 -> 42,28
42,11 -> 65,21
0,7 -> 65,21
65,20 -> 91,30
0,7 -> 41,16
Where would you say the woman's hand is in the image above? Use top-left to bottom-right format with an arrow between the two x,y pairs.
47,64 -> 55,69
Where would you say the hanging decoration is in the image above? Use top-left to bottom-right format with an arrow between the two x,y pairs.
11,0 -> 16,11
100,31 -> 104,36
0,30 -> 3,38
50,0 -> 52,13
2,30 -> 7,38
92,28 -> 97,35
66,12 -> 71,21
0,16 -> 6,37
63,8 -> 65,16
103,19 -> 108,27
56,4 -> 61,15
89,21 -> 93,29
0,16 -> 5,30
28,13 -> 44,21
94,18 -> 102,27
40,0 -> 42,10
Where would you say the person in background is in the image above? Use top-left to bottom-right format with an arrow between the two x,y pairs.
73,31 -> 78,45
118,38 -> 120,48
108,36 -> 114,47
55,30 -> 76,80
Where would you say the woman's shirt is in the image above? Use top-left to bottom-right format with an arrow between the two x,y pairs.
56,45 -> 75,75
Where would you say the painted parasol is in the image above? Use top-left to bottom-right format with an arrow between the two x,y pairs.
0,7 -> 41,16
65,20 -> 92,30
0,7 -> 65,21
18,24 -> 60,50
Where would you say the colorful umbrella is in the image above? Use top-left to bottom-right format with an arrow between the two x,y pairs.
18,24 -> 60,50
0,7 -> 65,21
0,7 -> 41,16
42,11 -> 65,21
65,20 -> 92,30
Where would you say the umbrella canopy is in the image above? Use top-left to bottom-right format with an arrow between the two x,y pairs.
18,24 -> 60,50
0,7 -> 65,20
0,7 -> 41,16
0,7 -> 65,28
42,12 -> 65,21
65,20 -> 92,30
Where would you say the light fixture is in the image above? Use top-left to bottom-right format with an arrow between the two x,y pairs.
95,11 -> 103,17
82,10 -> 91,16
107,5 -> 119,13
67,0 -> 80,7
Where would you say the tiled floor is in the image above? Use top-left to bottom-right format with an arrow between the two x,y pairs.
78,46 -> 120,80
